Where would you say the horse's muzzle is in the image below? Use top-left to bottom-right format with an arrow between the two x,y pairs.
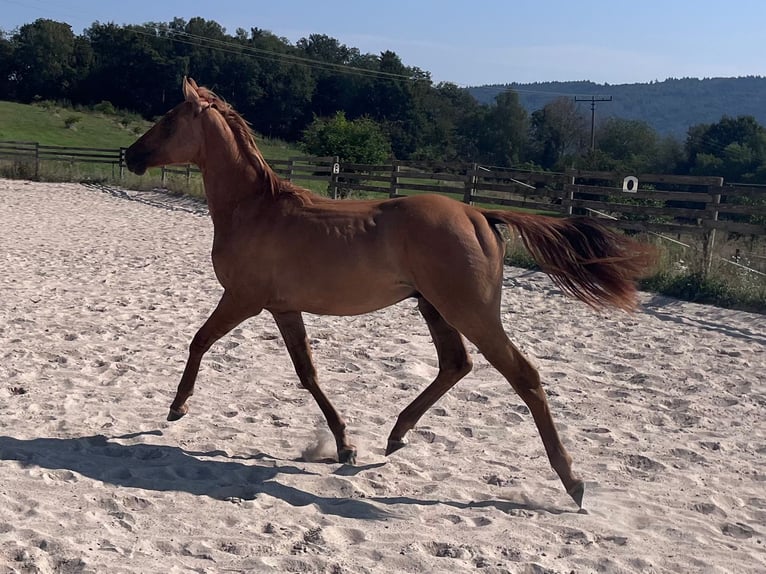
124,146 -> 148,175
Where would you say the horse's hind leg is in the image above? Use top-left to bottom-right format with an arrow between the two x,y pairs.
168,291 -> 255,421
464,321 -> 584,507
386,297 -> 473,455
272,311 -> 357,464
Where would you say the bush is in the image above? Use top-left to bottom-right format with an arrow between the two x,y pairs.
301,112 -> 391,164
641,268 -> 765,312
63,115 -> 81,129
93,101 -> 116,115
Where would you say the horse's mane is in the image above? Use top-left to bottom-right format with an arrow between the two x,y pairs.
197,87 -> 313,204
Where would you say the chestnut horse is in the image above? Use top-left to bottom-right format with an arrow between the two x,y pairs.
125,78 -> 653,507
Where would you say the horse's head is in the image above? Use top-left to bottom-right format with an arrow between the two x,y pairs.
125,77 -> 209,175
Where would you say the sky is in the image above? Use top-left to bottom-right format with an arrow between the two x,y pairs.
1,0 -> 764,87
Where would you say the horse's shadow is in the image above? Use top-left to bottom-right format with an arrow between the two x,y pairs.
0,432 -> 392,520
0,432 -> 567,519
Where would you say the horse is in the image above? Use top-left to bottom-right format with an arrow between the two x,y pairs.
125,77 -> 654,507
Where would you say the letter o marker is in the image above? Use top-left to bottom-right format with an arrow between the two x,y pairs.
622,176 -> 638,192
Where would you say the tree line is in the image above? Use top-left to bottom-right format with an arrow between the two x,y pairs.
470,77 -> 766,138
1,17 -> 765,183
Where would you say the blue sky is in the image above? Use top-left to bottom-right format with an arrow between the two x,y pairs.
2,0 -> 764,86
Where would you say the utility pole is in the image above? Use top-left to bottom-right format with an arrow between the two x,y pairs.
575,95 -> 612,150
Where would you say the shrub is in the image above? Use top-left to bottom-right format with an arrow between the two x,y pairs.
93,101 -> 116,115
301,112 -> 391,164
64,115 -> 81,129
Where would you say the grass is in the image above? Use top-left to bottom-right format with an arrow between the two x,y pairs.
641,269 -> 765,312
0,99 -> 302,158
504,232 -> 766,313
0,100 -> 148,147
0,99 -> 316,191
637,237 -> 766,313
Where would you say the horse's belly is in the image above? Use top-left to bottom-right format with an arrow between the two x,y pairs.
267,279 -> 415,316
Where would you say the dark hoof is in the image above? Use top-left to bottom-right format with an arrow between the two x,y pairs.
338,447 -> 357,465
385,438 -> 407,456
567,481 -> 585,508
167,407 -> 187,421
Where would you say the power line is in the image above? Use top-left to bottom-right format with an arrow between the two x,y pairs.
129,25 -> 427,84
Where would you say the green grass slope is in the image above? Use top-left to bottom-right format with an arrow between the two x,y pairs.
0,101 -> 149,148
0,99 -> 317,194
0,100 -> 300,159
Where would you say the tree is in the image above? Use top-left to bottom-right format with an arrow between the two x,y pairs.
358,51 -> 424,159
529,97 -> 587,170
11,19 -> 80,101
297,34 -> 362,117
585,117 -> 660,173
296,34 -> 358,64
0,30 -> 15,99
301,112 -> 391,163
405,81 -> 481,162
476,90 -> 528,167
173,18 -> 229,87
229,27 -> 315,140
653,135 -> 684,174
82,22 -> 176,116
685,116 -> 766,182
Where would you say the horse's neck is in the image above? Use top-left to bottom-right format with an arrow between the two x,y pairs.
197,115 -> 272,222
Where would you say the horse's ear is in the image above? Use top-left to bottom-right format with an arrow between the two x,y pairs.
182,77 -> 196,101
182,77 -> 204,115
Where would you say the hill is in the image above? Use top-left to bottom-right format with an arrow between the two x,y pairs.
467,76 -> 766,138
0,101 -> 150,148
0,100 -> 299,160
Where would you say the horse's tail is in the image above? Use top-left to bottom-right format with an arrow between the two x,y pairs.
482,209 -> 656,311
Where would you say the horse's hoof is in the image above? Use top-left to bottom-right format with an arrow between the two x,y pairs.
167,406 -> 187,421
338,447 -> 357,465
567,480 -> 585,508
385,438 -> 407,456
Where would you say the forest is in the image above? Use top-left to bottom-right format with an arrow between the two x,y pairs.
469,77 -> 766,138
1,17 -> 765,184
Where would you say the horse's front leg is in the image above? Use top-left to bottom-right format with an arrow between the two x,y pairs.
168,291 -> 256,421
272,311 -> 357,464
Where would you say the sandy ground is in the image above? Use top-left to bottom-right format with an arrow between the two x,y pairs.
0,179 -> 764,574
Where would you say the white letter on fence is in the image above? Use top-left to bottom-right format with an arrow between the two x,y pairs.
622,176 -> 638,192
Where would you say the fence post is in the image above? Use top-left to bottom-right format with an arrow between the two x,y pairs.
330,156 -> 340,199
702,180 -> 723,276
463,163 -> 478,205
34,142 -> 40,180
389,160 -> 401,198
287,158 -> 296,182
161,166 -> 167,186
119,148 -> 126,180
567,173 -> 575,215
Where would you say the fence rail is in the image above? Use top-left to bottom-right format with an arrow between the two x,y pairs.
1,141 -> 764,248
0,140 -> 124,179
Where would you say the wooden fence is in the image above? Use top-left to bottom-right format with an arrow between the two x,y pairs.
1,140 -> 764,251
157,154 -> 337,191
332,161 -> 765,236
0,140 -> 123,180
